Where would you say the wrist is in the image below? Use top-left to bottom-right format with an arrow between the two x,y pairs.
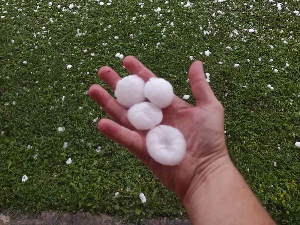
181,153 -> 234,212
181,155 -> 275,225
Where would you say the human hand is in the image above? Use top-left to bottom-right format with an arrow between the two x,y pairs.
88,56 -> 229,204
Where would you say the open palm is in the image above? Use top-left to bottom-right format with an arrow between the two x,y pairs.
89,56 -> 228,201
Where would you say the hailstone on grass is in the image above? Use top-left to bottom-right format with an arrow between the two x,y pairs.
127,102 -> 163,130
139,193 -> 147,204
183,95 -> 190,100
22,175 -> 28,182
146,125 -> 186,166
66,158 -> 72,165
114,75 -> 145,108
144,78 -> 174,108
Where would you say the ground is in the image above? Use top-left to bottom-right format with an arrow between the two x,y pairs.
0,211 -> 190,225
0,0 -> 300,224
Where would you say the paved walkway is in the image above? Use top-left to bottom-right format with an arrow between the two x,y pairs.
0,211 -> 191,225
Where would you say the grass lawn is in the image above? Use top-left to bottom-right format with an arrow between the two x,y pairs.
1,0 -> 300,224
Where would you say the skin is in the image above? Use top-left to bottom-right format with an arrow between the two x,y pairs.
88,56 -> 276,225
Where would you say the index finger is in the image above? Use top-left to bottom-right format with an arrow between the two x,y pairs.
123,56 -> 157,81
98,66 -> 121,91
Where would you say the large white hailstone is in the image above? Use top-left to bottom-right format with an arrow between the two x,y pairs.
146,125 -> 186,166
144,78 -> 174,108
114,75 -> 145,108
127,102 -> 163,130
295,142 -> 300,148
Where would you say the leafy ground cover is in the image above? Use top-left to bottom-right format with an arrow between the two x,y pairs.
1,0 -> 299,224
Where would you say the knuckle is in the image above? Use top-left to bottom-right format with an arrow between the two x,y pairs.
213,101 -> 224,112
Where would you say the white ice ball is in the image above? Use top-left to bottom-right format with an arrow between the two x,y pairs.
127,102 -> 163,130
146,125 -> 186,166
114,75 -> 145,108
144,78 -> 174,108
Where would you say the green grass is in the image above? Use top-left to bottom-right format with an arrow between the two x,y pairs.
1,0 -> 300,224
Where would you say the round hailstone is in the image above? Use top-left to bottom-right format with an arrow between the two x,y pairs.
146,125 -> 186,166
144,78 -> 174,108
114,75 -> 145,108
127,102 -> 163,130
